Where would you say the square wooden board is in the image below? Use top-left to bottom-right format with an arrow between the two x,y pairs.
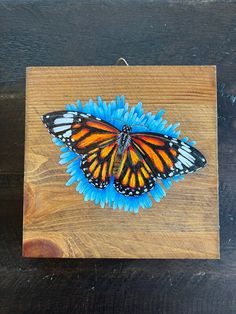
23,66 -> 219,259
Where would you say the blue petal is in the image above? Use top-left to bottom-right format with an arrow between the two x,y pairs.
52,138 -> 64,146
60,146 -> 70,153
66,175 -> 78,186
188,140 -> 196,146
162,178 -> 173,190
181,137 -> 189,143
155,109 -> 165,120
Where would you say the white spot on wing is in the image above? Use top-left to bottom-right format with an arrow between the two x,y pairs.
181,145 -> 192,153
54,118 -> 73,125
175,161 -> 183,170
178,148 -> 195,162
53,125 -> 71,133
80,114 -> 89,118
63,113 -> 75,118
178,155 -> 193,168
63,130 -> 72,138
181,142 -> 189,148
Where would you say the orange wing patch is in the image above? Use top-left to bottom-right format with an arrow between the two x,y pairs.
140,166 -> 149,179
130,173 -> 136,188
77,133 -> 116,149
87,153 -> 97,163
117,149 -> 128,177
170,148 -> 178,157
130,147 -> 139,165
101,143 -> 116,159
86,121 -> 118,133
89,159 -> 98,172
108,144 -> 118,176
142,158 -> 152,173
122,167 -> 131,185
157,149 -> 173,168
72,123 -> 82,129
137,172 -> 145,187
93,164 -> 101,179
133,139 -> 164,173
133,135 -> 165,146
71,128 -> 90,141
102,161 -> 108,181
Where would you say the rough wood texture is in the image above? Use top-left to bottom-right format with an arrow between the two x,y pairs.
23,66 -> 218,259
1,0 -> 236,313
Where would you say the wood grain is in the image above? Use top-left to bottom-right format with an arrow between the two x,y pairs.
23,66 -> 218,259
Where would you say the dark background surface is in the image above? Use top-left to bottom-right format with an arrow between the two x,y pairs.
0,1 -> 236,313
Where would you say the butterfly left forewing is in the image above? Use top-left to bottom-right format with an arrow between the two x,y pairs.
42,111 -> 119,154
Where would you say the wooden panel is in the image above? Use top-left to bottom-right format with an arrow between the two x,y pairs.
23,66 -> 218,258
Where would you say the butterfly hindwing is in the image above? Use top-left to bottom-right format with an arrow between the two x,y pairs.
81,142 -> 118,189
42,111 -> 119,154
114,145 -> 157,196
131,133 -> 207,179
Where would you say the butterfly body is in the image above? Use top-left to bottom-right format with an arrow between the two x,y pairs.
117,125 -> 132,155
42,110 -> 207,197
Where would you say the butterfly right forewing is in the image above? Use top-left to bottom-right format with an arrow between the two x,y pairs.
131,133 -> 207,179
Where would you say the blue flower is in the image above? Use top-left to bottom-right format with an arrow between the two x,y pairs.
52,96 -> 196,213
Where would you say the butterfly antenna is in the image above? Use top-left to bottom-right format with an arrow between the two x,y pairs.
111,119 -> 152,131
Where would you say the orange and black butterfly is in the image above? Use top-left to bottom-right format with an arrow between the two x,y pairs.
42,111 -> 207,197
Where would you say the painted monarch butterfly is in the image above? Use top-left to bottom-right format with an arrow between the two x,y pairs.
42,111 -> 207,197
